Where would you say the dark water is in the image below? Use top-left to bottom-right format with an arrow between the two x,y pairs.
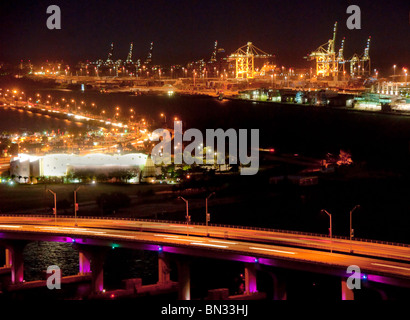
22,242 -> 157,286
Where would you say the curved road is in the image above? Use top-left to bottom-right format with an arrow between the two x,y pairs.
0,215 -> 409,286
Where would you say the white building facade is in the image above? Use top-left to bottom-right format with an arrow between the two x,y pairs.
10,153 -> 148,182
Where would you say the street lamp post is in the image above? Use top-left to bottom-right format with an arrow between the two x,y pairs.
205,192 -> 215,236
160,113 -> 166,126
47,189 -> 57,225
178,196 -> 190,236
74,185 -> 83,226
349,205 -> 360,253
321,209 -> 332,253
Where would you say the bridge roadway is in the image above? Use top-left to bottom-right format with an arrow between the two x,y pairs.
0,215 -> 409,287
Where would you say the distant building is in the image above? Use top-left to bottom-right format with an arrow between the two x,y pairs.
10,153 -> 148,183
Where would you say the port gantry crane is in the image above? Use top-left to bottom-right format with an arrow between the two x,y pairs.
337,37 -> 346,74
106,42 -> 114,65
349,37 -> 371,78
308,22 -> 371,80
362,36 -> 371,75
229,42 -> 272,79
209,40 -> 218,63
144,42 -> 154,66
308,22 -> 339,79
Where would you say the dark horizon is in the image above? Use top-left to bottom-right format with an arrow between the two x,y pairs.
0,0 -> 409,72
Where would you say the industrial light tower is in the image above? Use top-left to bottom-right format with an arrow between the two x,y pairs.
337,37 -> 346,76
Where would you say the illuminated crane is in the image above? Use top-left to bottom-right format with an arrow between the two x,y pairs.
144,42 -> 154,66
337,37 -> 346,75
349,53 -> 361,77
126,42 -> 134,64
308,22 -> 339,78
348,36 -> 371,77
360,36 -> 371,76
210,41 -> 218,63
106,42 -> 114,65
229,42 -> 271,79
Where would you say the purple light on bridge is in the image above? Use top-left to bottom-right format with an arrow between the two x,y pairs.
248,280 -> 258,294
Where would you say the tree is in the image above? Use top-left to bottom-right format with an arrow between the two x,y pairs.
337,150 -> 353,166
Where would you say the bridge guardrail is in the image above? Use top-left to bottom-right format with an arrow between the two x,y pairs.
0,213 -> 408,248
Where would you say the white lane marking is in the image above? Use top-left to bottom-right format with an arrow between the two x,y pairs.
371,263 -> 410,271
155,234 -> 205,243
0,225 -> 21,228
209,240 -> 237,245
108,235 -> 136,239
190,242 -> 228,248
249,246 -> 296,255
164,238 -> 203,243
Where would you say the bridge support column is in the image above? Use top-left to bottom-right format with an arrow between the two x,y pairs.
79,251 -> 91,274
177,259 -> 190,300
158,252 -> 171,284
244,263 -> 257,294
74,244 -> 106,293
4,248 -> 12,267
2,241 -> 28,284
341,278 -> 354,300
90,250 -> 105,294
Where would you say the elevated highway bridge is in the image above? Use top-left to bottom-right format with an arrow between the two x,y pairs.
0,215 -> 409,300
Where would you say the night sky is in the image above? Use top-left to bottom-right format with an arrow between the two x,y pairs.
0,0 -> 408,72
